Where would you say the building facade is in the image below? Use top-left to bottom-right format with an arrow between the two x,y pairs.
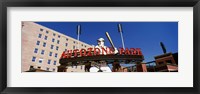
22,21 -> 92,72
154,52 -> 178,72
66,65 -> 85,72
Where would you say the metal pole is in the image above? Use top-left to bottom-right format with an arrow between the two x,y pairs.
120,31 -> 125,49
118,24 -> 125,49
77,25 -> 80,49
77,32 -> 79,49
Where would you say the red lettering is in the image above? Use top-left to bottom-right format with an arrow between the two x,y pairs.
87,48 -> 93,56
124,48 -> 130,55
94,48 -> 100,55
108,47 -> 115,54
101,47 -> 108,55
73,49 -> 79,57
61,51 -> 66,59
67,50 -> 72,58
60,47 -> 143,58
135,48 -> 142,55
119,48 -> 125,55
80,49 -> 86,56
130,48 -> 136,55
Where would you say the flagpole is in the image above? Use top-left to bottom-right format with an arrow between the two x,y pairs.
77,25 -> 80,49
77,32 -> 79,49
118,24 -> 125,49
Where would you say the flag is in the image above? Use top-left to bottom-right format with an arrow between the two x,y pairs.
77,25 -> 81,35
118,24 -> 122,33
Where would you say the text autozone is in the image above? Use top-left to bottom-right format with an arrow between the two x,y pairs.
61,48 -> 143,59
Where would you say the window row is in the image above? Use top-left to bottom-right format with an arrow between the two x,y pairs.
51,38 -> 60,44
36,41 -> 59,50
38,34 -> 87,48
71,45 -> 87,50
39,29 -> 73,42
33,48 -> 58,58
32,57 -> 57,65
46,67 -> 56,71
50,45 -> 59,50
36,41 -> 46,47
38,34 -> 60,44
30,65 -> 56,72
40,28 -> 60,38
73,41 -> 87,48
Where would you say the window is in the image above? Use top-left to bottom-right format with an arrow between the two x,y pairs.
41,50 -> 45,55
46,30 -> 49,34
48,59 -> 51,64
85,45 -> 87,47
66,38 -> 68,41
52,68 -> 55,72
58,35 -> 60,38
53,61 -> 56,65
57,40 -> 60,44
39,58 -> 43,63
81,66 -> 82,69
65,49 -> 67,51
56,46 -> 59,50
55,53 -> 58,58
166,60 -> 172,64
29,66 -> 34,70
46,68 -> 49,71
53,33 -> 56,36
158,62 -> 165,65
51,45 -> 54,49
34,48 -> 38,53
73,46 -> 75,49
65,43 -> 68,47
44,36 -> 48,40
74,41 -> 75,44
36,41 -> 40,45
43,42 -> 46,47
32,56 -> 36,62
52,38 -> 55,42
38,66 -> 41,69
40,28 -> 43,31
38,34 -> 42,38
81,44 -> 83,46
49,52 -> 52,56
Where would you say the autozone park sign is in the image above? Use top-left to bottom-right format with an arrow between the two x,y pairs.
60,47 -> 143,59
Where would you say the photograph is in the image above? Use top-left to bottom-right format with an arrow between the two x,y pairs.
1,0 -> 199,93
22,21 -> 178,72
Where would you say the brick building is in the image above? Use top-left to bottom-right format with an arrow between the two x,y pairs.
22,21 -> 92,72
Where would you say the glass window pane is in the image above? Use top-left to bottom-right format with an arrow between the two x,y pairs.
32,57 -> 36,62
43,42 -> 46,47
39,58 -> 43,63
54,61 -> 56,65
44,36 -> 48,40
36,41 -> 40,45
51,45 -> 54,49
34,48 -> 38,53
48,59 -> 51,64
57,40 -> 60,44
52,38 -> 55,42
38,34 -> 42,38
41,50 -> 45,55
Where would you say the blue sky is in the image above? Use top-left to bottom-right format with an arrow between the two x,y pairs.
36,22 -> 178,62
